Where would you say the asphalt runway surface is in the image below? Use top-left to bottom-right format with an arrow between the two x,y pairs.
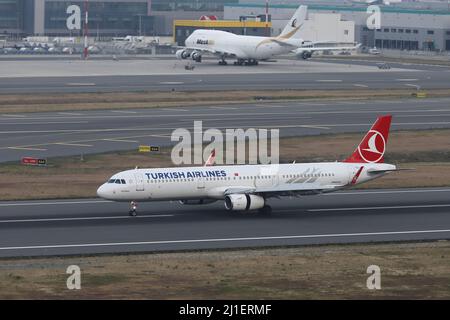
0,57 -> 449,93
1,70 -> 449,94
0,188 -> 449,257
1,97 -> 450,162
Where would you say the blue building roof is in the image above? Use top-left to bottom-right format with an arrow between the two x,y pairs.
225,3 -> 450,16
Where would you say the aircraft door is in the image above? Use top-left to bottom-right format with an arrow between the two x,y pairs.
197,177 -> 205,189
272,174 -> 279,188
134,171 -> 145,191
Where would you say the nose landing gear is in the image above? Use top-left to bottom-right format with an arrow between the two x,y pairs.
129,201 -> 138,217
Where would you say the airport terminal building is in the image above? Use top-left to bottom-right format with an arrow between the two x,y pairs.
1,0 -> 450,51
225,2 -> 450,51
0,0 -> 234,37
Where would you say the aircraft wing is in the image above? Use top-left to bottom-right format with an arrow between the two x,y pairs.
293,43 -> 361,54
269,39 -> 300,48
223,183 -> 345,197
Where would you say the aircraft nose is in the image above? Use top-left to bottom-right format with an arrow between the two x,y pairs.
97,184 -> 108,199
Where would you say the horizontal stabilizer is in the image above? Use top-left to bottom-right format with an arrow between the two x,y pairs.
367,168 -> 414,175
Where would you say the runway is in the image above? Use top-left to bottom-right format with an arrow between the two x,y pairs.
0,58 -> 449,93
0,187 -> 449,257
2,97 -> 450,162
1,71 -> 449,94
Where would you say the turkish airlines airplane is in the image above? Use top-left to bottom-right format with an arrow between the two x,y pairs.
97,115 -> 398,216
175,5 -> 358,65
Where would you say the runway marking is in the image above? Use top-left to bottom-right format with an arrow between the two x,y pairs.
299,125 -> 331,130
7,146 -> 47,151
111,110 -> 138,114
353,84 -> 369,88
65,83 -> 96,86
0,200 -> 110,207
397,114 -> 450,118
1,114 -> 26,118
404,84 -> 421,89
1,229 -> 450,251
0,214 -> 173,224
149,134 -> 172,138
103,138 -> 139,143
210,107 -> 237,110
159,82 -> 184,85
316,80 -> 343,83
383,101 -> 403,104
326,189 -> 450,196
309,204 -> 450,212
161,108 -> 188,112
0,121 -> 88,125
58,112 -> 83,116
396,79 -> 419,82
53,142 -> 93,147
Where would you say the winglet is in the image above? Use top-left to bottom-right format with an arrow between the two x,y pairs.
204,149 -> 216,166
344,115 -> 392,164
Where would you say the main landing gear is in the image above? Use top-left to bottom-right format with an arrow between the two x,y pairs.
218,57 -> 228,65
129,201 -> 138,217
220,58 -> 259,66
234,59 -> 258,66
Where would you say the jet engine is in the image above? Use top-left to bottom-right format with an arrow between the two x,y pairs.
191,51 -> 202,62
179,199 -> 217,205
224,194 -> 265,211
176,49 -> 190,60
300,50 -> 312,60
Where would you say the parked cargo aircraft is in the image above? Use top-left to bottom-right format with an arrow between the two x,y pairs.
175,5 -> 358,65
97,115 -> 398,216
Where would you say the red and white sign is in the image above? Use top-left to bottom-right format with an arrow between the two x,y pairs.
22,157 -> 47,166
199,15 -> 218,21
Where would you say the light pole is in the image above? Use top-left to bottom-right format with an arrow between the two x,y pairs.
83,0 -> 89,60
265,0 -> 270,37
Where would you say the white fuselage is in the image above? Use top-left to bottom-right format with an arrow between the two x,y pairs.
97,162 -> 395,202
185,30 -> 303,60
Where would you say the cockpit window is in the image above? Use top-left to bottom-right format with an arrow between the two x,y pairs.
107,178 -> 126,184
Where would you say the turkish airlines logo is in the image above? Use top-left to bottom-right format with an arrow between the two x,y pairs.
358,130 -> 386,163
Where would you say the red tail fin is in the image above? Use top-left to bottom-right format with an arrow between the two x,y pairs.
344,115 -> 392,164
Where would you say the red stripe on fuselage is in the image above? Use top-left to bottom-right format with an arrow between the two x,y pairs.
351,166 -> 364,185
